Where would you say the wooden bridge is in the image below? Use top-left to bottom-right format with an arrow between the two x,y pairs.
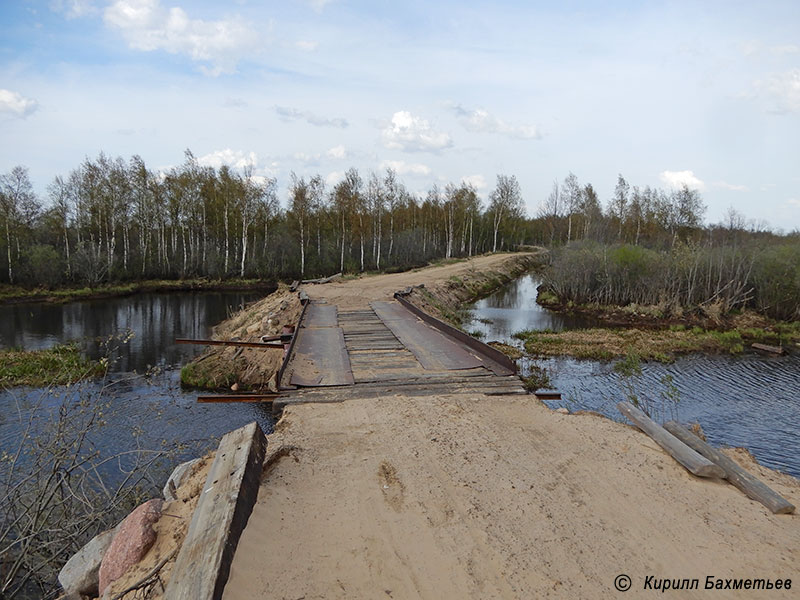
273,293 -> 525,411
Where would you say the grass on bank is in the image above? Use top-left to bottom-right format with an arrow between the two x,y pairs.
0,344 -> 106,387
180,355 -> 239,390
0,278 -> 275,304
513,323 -> 800,362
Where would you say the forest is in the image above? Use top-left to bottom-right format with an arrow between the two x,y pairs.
0,151 -> 525,286
0,151 -> 798,320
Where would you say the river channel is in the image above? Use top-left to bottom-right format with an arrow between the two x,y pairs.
467,273 -> 800,479
0,291 -> 277,483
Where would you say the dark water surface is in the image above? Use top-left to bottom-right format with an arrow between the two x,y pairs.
0,290 -> 267,372
0,290 -> 276,479
468,274 -> 800,478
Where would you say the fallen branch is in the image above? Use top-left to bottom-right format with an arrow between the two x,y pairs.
108,547 -> 178,600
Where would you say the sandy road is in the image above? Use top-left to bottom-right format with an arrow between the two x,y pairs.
302,252 -> 535,309
224,395 -> 798,599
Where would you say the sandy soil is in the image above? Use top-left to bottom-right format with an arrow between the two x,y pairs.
183,285 -> 302,391
305,252 -> 539,310
223,396 -> 798,599
100,452 -> 214,599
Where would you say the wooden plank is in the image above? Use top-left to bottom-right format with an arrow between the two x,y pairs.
304,303 -> 338,328
392,295 -> 517,376
372,301 -> 484,371
289,326 -> 354,387
616,402 -> 726,479
277,298 -> 309,389
664,421 -> 795,514
165,422 -> 267,600
752,343 -> 785,355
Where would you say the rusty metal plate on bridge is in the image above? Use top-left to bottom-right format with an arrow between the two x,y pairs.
304,303 -> 339,328
289,326 -> 354,387
372,301 -> 484,371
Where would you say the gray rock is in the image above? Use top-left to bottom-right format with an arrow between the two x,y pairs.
59,528 -> 116,598
555,407 -> 570,414
163,457 -> 202,501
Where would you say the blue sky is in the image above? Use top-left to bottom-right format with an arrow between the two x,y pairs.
1,0 -> 799,229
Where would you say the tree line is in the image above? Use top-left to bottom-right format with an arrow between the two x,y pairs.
0,152 -> 526,286
1,153 -> 796,295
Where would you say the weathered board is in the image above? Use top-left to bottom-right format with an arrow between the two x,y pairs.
664,421 -> 795,514
617,402 -> 726,478
164,422 -> 266,600
372,301 -> 484,371
289,326 -> 354,387
304,302 -> 339,328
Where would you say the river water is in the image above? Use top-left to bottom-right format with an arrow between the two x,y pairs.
467,273 -> 800,478
0,291 -> 277,483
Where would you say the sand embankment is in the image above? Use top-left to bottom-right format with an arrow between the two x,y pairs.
215,251 -> 798,599
224,396 -> 798,599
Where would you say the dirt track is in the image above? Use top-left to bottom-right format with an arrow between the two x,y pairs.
221,253 -> 799,600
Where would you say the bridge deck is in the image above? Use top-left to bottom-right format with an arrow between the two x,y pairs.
278,299 -> 524,409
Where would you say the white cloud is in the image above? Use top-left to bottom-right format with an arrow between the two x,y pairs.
274,106 -> 348,128
327,145 -> 346,159
0,89 -> 38,118
786,198 -> 800,209
104,0 -> 258,75
50,0 -> 97,19
659,170 -> 705,191
755,69 -> 800,114
461,174 -> 487,190
713,181 -> 749,192
379,160 -> 431,177
197,148 -> 258,170
295,40 -> 319,52
325,170 -> 344,186
381,111 -> 452,152
447,103 -> 541,140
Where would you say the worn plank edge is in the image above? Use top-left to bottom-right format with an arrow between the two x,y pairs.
164,422 -> 267,600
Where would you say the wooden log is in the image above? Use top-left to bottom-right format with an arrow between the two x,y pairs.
664,421 -> 795,514
751,342 -> 785,355
301,272 -> 342,284
616,402 -> 726,478
289,280 -> 299,292
164,422 -> 267,600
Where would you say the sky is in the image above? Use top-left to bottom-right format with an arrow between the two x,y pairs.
1,0 -> 799,230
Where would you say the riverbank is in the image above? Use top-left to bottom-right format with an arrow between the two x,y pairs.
0,278 -> 276,305
0,344 -> 106,386
514,323 -> 800,362
523,291 -> 800,361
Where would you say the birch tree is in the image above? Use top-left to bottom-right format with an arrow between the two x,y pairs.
489,175 -> 523,252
